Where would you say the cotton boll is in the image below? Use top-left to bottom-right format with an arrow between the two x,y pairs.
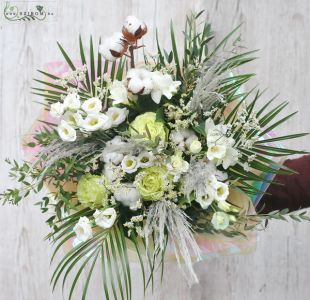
102,152 -> 124,165
99,32 -> 128,61
114,184 -> 141,208
127,68 -> 153,95
122,15 -> 147,43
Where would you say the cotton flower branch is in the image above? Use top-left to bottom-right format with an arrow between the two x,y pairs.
99,15 -> 147,68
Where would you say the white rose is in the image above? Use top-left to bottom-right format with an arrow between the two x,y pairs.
127,68 -> 153,95
114,184 -> 140,209
81,97 -> 102,114
99,32 -> 128,62
106,107 -> 128,127
57,120 -> 77,142
109,80 -> 128,105
94,208 -> 117,229
150,71 -> 181,104
82,114 -> 111,131
211,212 -> 230,230
63,93 -> 81,110
121,155 -> 139,173
73,217 -> 93,242
189,140 -> 202,154
50,102 -> 64,118
214,181 -> 229,202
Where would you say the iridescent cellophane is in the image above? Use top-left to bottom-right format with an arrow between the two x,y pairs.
23,61 -> 283,263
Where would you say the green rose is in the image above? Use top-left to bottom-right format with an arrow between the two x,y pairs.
136,166 -> 167,200
77,174 -> 109,209
130,112 -> 167,143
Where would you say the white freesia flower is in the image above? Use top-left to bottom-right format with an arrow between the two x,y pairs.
114,184 -> 140,209
63,93 -> 81,110
207,144 -> 227,160
73,217 -> 93,242
57,120 -> 77,142
214,181 -> 229,202
221,146 -> 239,169
50,102 -> 64,118
94,208 -> 117,229
127,68 -> 153,95
109,80 -> 128,104
82,114 -> 111,131
211,212 -> 230,230
106,107 -> 128,127
189,140 -> 202,154
150,71 -> 181,104
122,15 -> 147,42
121,155 -> 139,173
137,151 -> 154,168
99,32 -> 128,61
81,97 -> 102,114
63,111 -> 83,127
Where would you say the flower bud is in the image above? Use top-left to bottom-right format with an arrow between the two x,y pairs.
189,140 -> 202,154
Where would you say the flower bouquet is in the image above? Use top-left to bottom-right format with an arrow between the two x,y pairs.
1,11 -> 309,299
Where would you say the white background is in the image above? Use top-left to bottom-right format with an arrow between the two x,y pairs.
0,0 -> 310,299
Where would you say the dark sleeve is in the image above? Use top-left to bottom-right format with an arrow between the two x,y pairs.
256,155 -> 310,214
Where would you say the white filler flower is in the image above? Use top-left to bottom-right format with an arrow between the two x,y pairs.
73,216 -> 93,242
50,102 -> 64,118
150,71 -> 181,104
94,208 -> 117,229
82,114 -> 111,131
57,120 -> 77,142
99,32 -> 128,61
81,97 -> 102,115
109,80 -> 128,105
114,184 -> 141,208
127,68 -> 153,95
63,93 -> 81,110
106,107 -> 128,126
